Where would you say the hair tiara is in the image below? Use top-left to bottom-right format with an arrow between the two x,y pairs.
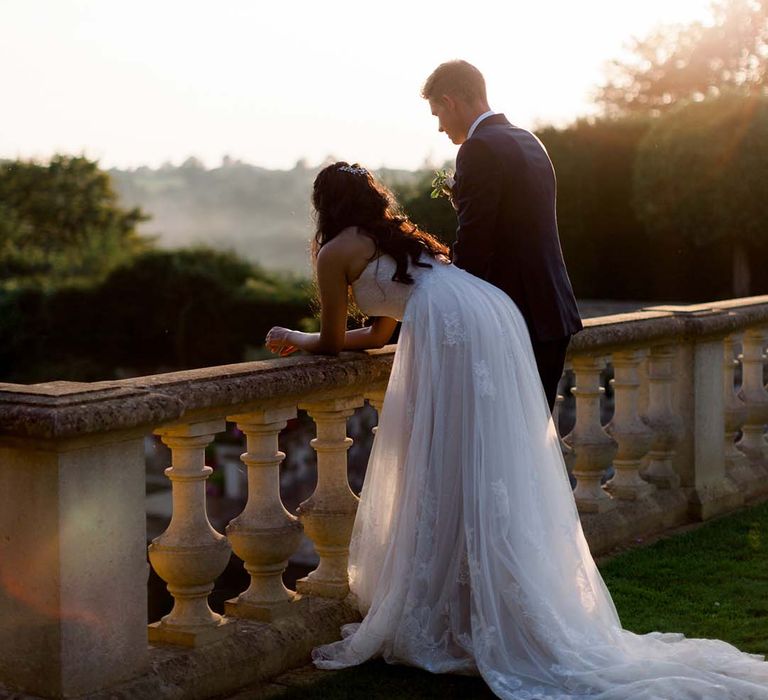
339,165 -> 368,176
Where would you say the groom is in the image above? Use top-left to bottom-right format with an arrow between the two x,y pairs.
422,60 -> 582,412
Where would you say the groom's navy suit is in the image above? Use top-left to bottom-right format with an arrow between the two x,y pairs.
452,113 -> 582,410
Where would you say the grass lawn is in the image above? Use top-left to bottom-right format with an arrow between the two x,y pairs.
599,500 -> 768,655
270,500 -> 768,699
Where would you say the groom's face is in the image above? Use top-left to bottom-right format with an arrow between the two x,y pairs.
429,96 -> 466,145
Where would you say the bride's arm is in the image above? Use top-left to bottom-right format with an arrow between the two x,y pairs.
265,244 -> 397,356
277,318 -> 397,355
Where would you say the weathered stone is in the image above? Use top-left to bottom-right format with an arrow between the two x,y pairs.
665,326 -> 744,520
0,437 -> 147,697
736,327 -> 768,472
566,355 -> 617,513
148,421 -> 235,646
296,397 -> 363,598
643,345 -> 683,490
605,349 -> 655,501
723,334 -> 755,493
226,407 -> 303,622
0,596 -> 360,700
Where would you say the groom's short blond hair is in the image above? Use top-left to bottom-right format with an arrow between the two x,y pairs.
421,60 -> 487,103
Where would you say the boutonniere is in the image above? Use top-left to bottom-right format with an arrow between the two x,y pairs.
430,169 -> 455,199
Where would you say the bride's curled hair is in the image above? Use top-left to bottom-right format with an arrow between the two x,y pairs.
312,161 -> 449,284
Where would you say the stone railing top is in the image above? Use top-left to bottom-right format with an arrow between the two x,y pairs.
2,295 -> 768,442
571,295 -> 768,354
0,351 -> 394,442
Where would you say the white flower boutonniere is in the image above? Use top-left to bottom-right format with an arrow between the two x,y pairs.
430,169 -> 455,200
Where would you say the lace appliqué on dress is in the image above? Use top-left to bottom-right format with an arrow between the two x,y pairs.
442,311 -> 467,346
472,359 -> 496,399
574,562 -> 598,613
457,548 -> 471,586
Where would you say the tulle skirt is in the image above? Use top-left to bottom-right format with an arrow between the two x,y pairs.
312,262 -> 768,699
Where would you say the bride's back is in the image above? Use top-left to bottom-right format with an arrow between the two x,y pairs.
321,226 -> 444,322
351,252 -> 444,322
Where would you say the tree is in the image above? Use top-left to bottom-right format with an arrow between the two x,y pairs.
94,247 -> 312,372
0,247 -> 314,382
634,91 -> 768,297
537,117 -> 656,300
0,155 -> 149,289
392,168 -> 459,249
598,0 -> 767,117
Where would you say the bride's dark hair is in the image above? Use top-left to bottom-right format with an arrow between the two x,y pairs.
312,161 -> 449,284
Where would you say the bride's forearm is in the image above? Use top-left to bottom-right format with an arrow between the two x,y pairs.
286,331 -> 324,354
287,327 -> 387,355
342,327 -> 388,351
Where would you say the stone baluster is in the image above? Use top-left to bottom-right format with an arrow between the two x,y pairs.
736,327 -> 768,465
225,407 -> 303,621
723,335 -> 750,484
296,396 -> 363,598
553,392 -> 566,446
367,389 -> 386,436
148,420 -> 234,646
642,345 -> 683,489
606,349 -> 655,500
566,355 -> 617,513
554,369 -> 575,477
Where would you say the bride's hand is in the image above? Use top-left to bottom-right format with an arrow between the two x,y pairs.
265,326 -> 299,357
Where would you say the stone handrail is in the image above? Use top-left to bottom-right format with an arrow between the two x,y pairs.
1,295 -> 768,699
3,296 -> 767,440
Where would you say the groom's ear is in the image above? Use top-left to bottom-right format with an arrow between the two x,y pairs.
437,93 -> 458,113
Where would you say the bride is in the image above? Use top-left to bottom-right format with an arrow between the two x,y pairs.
265,162 -> 768,699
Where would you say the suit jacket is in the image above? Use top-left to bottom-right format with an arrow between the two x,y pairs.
452,113 -> 583,342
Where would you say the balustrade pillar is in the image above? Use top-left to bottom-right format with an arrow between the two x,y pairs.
367,390 -> 386,436
555,368 -> 575,468
606,349 -> 655,500
0,436 -> 148,697
724,335 -> 751,484
296,396 -> 363,598
642,345 -> 683,489
737,327 -> 768,466
566,356 -> 617,513
225,407 -> 303,621
148,420 -> 234,646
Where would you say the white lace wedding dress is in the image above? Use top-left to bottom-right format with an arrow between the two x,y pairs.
311,252 -> 768,699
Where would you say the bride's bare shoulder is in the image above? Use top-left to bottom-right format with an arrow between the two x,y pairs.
321,226 -> 373,251
317,227 -> 378,281
319,226 -> 376,261
336,226 -> 377,253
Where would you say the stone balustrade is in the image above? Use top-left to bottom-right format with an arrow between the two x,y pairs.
1,296 -> 768,699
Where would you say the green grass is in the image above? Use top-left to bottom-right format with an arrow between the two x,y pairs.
600,500 -> 768,655
277,500 -> 768,699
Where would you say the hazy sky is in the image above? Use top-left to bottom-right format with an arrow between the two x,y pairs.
1,0 -> 715,171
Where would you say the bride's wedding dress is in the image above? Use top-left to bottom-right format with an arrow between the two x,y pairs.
311,252 -> 768,699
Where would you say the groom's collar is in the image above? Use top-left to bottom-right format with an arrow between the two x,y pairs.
472,113 -> 512,134
466,110 -> 496,140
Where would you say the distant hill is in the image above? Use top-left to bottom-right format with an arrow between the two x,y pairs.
110,158 -> 423,275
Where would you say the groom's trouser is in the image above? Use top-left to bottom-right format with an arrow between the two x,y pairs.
531,335 -> 571,414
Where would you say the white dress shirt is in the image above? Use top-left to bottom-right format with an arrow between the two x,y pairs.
466,110 -> 496,140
